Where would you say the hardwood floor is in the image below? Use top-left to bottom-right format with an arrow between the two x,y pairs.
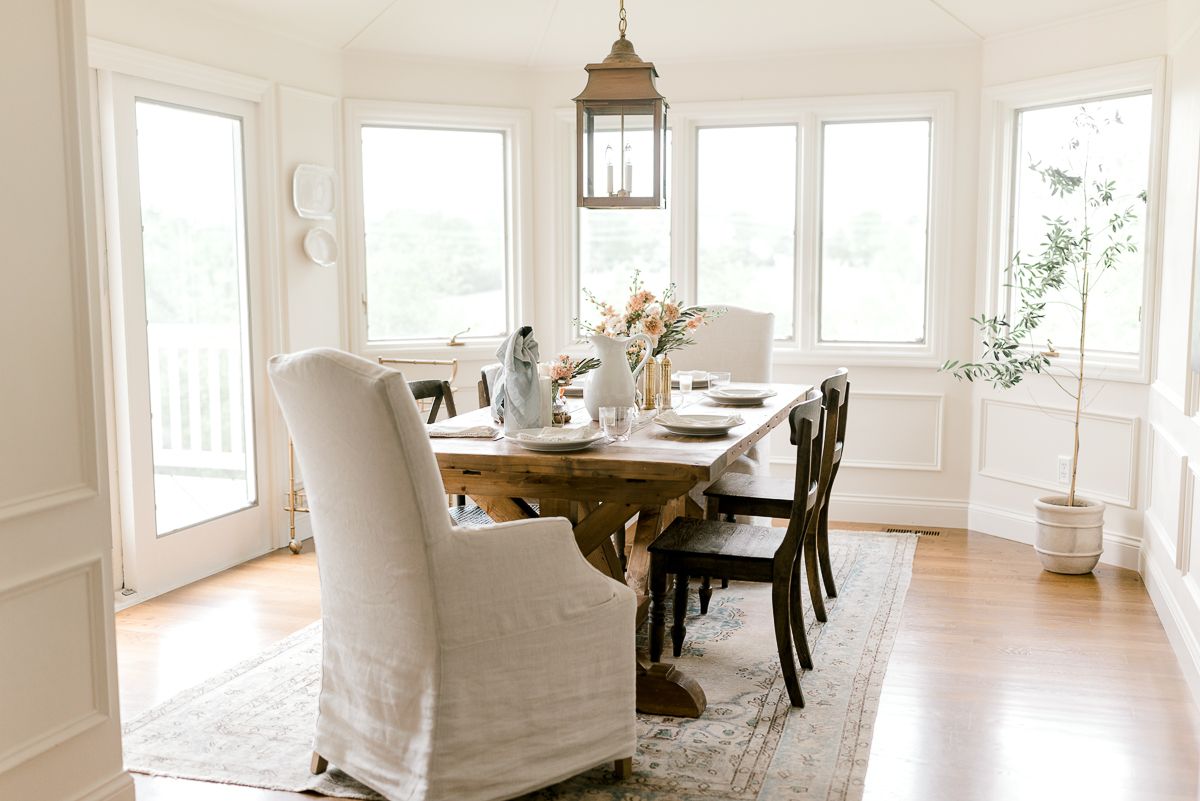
116,528 -> 1200,801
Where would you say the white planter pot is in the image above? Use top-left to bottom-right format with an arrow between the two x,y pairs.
1033,495 -> 1104,574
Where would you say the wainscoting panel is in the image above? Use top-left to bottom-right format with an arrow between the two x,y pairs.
1146,424 -> 1191,564
839,392 -> 943,471
0,559 -> 108,773
978,399 -> 1139,507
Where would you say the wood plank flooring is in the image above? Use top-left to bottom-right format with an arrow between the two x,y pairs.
117,528 -> 1200,801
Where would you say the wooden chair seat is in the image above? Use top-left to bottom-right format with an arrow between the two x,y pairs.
703,474 -> 795,520
650,518 -> 782,573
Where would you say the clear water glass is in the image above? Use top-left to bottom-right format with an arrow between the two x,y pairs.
677,374 -> 693,405
710,371 -> 731,388
599,405 -> 636,441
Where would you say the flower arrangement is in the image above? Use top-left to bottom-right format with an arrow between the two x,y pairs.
547,353 -> 600,393
577,270 -> 715,371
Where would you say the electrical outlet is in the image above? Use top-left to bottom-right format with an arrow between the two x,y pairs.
1057,456 -> 1072,485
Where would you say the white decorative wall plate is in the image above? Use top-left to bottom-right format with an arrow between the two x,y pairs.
293,164 -> 336,219
303,227 -> 338,267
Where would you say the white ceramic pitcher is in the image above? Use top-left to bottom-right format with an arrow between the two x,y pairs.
584,333 -> 655,421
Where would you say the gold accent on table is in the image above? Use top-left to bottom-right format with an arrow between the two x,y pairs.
641,351 -> 660,410
659,353 -> 672,409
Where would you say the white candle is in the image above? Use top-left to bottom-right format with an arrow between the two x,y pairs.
624,162 -> 633,194
606,163 -> 614,196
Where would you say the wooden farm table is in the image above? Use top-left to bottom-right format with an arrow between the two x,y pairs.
431,383 -> 812,717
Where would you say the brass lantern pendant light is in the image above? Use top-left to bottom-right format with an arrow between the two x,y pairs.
574,0 -> 667,209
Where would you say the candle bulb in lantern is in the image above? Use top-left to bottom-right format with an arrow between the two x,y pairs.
605,145 -> 614,196
623,142 -> 633,195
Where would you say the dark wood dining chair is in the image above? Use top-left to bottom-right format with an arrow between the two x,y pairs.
702,369 -> 849,623
647,391 -> 824,708
407,379 -> 458,424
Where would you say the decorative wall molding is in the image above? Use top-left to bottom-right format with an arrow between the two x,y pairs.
839,391 -> 944,471
978,398 -> 1140,508
1141,530 -> 1200,708
74,772 -> 134,801
1147,423 -> 1190,559
1182,464 -> 1197,575
87,38 -> 271,100
828,492 -> 968,529
0,484 -> 96,525
0,558 -> 109,774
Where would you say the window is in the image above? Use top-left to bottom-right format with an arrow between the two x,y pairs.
1009,93 -> 1152,357
696,125 -> 797,339
819,119 -> 931,344
562,95 -> 952,362
577,132 -> 671,318
360,126 -> 508,342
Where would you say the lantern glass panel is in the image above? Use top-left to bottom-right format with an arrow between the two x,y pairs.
582,106 -> 661,203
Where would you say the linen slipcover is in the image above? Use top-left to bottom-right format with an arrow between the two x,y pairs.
268,348 -> 637,801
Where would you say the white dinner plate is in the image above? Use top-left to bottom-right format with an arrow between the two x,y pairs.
505,427 -> 606,452
655,412 -> 744,436
704,387 -> 777,406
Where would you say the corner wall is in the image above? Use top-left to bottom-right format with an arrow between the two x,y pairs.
1143,5 -> 1200,705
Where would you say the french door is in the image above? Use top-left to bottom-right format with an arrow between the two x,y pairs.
102,74 -> 272,599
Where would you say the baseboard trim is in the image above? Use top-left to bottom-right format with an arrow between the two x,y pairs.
967,502 -> 1141,570
75,772 -> 134,801
1141,535 -> 1200,709
829,492 -> 968,529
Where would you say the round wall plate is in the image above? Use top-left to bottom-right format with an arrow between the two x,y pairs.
303,227 -> 338,267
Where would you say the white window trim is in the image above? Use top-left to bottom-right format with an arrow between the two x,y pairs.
343,99 -> 532,358
978,58 -> 1166,385
556,92 -> 955,368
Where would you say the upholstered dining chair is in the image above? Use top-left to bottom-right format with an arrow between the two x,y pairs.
703,369 -> 849,622
647,390 -> 824,708
668,305 -> 775,383
269,348 -> 636,801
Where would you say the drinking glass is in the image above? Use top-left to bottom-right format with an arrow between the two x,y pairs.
710,371 -> 731,388
677,374 -> 693,405
599,405 -> 636,441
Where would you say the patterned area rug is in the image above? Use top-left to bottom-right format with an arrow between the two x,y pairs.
124,530 -> 916,801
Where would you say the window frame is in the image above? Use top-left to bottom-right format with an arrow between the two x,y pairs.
557,92 -> 955,366
979,59 -> 1165,384
344,100 -> 531,358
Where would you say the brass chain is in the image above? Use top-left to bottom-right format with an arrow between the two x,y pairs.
618,0 -> 627,38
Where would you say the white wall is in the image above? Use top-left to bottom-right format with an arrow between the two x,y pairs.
1142,4 -> 1200,705
0,1 -> 132,799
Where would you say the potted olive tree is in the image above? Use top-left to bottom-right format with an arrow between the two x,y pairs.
943,106 -> 1146,574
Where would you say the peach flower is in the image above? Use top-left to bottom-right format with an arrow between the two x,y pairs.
662,302 -> 681,323
686,313 -> 705,331
642,315 -> 666,336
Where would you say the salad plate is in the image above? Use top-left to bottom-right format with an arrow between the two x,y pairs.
505,427 -> 606,452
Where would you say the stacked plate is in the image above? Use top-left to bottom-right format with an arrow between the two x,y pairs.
671,370 -> 711,389
703,387 -> 777,407
505,426 -> 606,452
654,410 -> 744,436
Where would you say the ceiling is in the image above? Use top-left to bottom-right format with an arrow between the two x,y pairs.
137,0 -> 1156,67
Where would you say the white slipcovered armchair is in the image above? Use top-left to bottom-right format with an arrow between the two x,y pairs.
268,348 -> 636,801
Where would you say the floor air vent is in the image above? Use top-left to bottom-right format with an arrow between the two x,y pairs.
885,527 -> 941,536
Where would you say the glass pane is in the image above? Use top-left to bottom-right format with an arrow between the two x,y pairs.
820,119 -> 931,344
135,100 -> 256,536
578,131 -> 671,320
362,126 -> 507,341
696,125 -> 797,338
584,111 -> 659,199
1011,94 -> 1152,355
